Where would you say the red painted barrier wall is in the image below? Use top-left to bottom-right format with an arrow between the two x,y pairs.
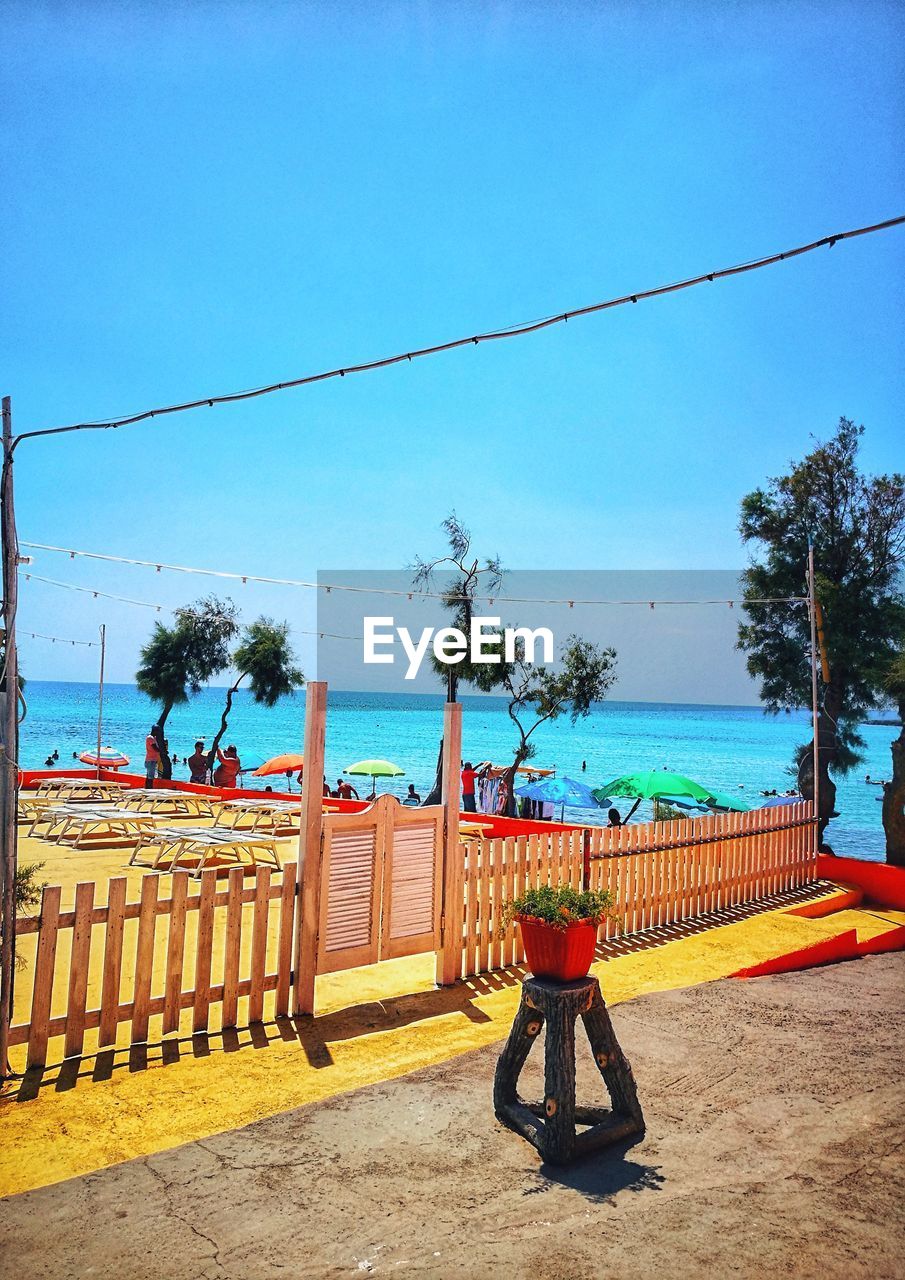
18,767 -> 368,811
18,768 -> 573,835
733,925 -> 905,978
470,813 -> 577,838
818,853 -> 905,912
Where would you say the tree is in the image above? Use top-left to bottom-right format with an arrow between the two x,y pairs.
136,596 -> 239,778
206,619 -> 305,777
494,635 -> 618,814
412,513 -> 503,804
880,649 -> 905,866
737,419 -> 905,850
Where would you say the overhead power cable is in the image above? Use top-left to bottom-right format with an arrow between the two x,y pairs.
21,542 -> 808,607
12,215 -> 904,448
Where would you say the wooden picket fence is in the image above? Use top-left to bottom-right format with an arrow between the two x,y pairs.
460,828 -> 586,978
11,863 -> 296,1069
455,802 -> 817,979
10,802 -> 817,1066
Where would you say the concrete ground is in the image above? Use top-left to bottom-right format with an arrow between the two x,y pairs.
2,953 -> 902,1280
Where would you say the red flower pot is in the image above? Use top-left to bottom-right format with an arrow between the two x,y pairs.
517,917 -> 599,981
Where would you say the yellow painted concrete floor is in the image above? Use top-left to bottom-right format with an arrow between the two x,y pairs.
1,874 -> 903,1200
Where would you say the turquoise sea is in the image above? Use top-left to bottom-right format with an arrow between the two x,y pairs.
19,682 -> 897,862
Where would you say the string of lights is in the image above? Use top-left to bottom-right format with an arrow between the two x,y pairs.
12,215 -> 903,449
20,570 -> 363,639
21,542 -> 809,608
19,629 -> 98,648
22,572 -> 164,611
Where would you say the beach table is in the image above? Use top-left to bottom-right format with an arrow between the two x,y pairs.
129,824 -> 285,876
212,799 -> 302,834
120,789 -> 214,818
35,805 -> 160,849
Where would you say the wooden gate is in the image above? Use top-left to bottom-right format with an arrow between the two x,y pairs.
316,794 -> 444,975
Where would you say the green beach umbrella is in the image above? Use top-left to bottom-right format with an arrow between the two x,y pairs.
592,770 -> 713,805
344,758 -> 405,796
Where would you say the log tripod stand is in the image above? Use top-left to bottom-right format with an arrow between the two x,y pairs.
493,974 -> 644,1164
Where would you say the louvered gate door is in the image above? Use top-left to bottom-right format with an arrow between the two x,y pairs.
316,821 -> 383,974
381,809 -> 443,961
317,796 -> 443,974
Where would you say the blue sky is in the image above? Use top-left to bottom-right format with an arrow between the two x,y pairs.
3,0 -> 903,685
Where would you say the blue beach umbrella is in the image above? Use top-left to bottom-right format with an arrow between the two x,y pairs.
655,793 -> 709,813
236,753 -> 268,775
515,775 -> 600,821
704,790 -> 750,813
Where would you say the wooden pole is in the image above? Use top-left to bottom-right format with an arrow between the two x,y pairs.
95,623 -> 106,779
0,396 -> 19,1077
293,680 -> 327,1017
437,699 -> 462,986
807,544 -> 821,835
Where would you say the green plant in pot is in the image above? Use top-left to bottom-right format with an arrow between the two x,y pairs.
502,884 -> 615,981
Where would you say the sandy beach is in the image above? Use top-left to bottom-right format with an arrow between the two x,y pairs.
2,953 -> 902,1279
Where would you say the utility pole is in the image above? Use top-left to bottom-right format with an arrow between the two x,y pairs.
0,396 -> 20,1077
807,543 -> 821,837
95,623 -> 106,777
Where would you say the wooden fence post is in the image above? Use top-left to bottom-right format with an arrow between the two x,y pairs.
437,700 -> 462,987
293,681 -> 327,1017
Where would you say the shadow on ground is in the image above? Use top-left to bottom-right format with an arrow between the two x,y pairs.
529,1134 -> 664,1203
11,881 -> 828,1104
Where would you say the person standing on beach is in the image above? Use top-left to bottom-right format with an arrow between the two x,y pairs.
144,726 -> 161,788
188,741 -> 208,784
214,744 -> 241,789
336,778 -> 359,801
461,762 -> 482,813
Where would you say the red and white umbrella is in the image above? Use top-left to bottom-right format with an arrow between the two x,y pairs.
78,746 -> 130,769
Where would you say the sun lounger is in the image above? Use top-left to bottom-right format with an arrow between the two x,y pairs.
17,798 -> 39,825
129,824 -> 285,876
212,799 -> 302,834
38,806 -> 160,848
34,778 -> 128,804
27,802 -> 94,840
119,789 -> 214,817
